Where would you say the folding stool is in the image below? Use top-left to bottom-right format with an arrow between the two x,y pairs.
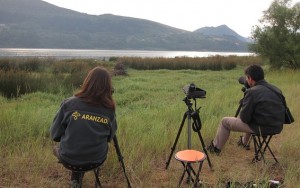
61,162 -> 102,188
251,133 -> 279,163
175,149 -> 206,187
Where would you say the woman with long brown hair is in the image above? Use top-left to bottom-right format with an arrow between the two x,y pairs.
50,66 -> 117,187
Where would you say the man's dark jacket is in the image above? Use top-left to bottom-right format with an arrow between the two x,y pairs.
240,80 -> 285,135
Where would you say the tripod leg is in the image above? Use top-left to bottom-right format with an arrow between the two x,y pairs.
113,136 -> 132,188
197,131 -> 213,168
235,102 -> 243,117
165,113 -> 187,169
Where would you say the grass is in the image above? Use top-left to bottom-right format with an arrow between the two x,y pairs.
0,58 -> 116,98
0,61 -> 299,187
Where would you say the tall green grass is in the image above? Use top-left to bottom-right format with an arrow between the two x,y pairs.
0,56 -> 259,98
0,61 -> 299,187
0,58 -> 115,98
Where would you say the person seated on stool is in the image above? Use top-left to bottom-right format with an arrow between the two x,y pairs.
50,66 -> 117,187
207,64 -> 285,154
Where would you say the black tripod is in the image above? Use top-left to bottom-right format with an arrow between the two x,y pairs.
234,86 -> 254,151
234,86 -> 247,118
113,136 -> 132,188
165,97 -> 213,171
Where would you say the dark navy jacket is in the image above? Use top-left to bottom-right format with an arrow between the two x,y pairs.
51,96 -> 117,166
240,80 -> 284,135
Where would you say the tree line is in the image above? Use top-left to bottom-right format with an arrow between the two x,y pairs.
250,0 -> 300,69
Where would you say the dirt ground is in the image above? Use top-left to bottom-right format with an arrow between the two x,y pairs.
155,143 -> 283,187
93,136 -> 285,188
45,134 -> 286,188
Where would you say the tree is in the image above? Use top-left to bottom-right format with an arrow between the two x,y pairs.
249,0 -> 300,69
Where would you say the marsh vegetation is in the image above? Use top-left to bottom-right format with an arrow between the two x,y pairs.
0,57 -> 299,187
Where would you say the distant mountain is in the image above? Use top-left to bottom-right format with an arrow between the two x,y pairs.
194,25 -> 251,43
0,0 -> 250,52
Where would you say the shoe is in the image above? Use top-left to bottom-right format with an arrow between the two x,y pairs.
206,140 -> 221,155
237,136 -> 250,150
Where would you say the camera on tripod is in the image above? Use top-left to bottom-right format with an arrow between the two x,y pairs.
238,76 -> 250,92
165,83 -> 213,170
183,83 -> 206,99
234,76 -> 250,117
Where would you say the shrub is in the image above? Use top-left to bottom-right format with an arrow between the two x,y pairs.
113,62 -> 127,76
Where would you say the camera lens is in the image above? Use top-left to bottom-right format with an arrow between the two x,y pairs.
189,83 -> 196,92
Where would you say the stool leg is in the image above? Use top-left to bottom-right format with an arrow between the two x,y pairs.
186,163 -> 196,184
252,135 -> 279,163
263,136 -> 279,163
252,136 -> 260,162
178,162 -> 187,187
193,161 -> 204,187
71,171 -> 84,187
252,136 -> 266,162
267,147 -> 279,163
178,162 -> 196,186
178,162 -> 204,187
257,136 -> 266,162
94,168 -> 102,188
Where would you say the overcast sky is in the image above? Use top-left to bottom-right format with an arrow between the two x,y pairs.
42,0 -> 297,38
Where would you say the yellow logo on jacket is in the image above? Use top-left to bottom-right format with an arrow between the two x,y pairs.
81,114 -> 109,124
72,111 -> 81,120
72,111 -> 109,124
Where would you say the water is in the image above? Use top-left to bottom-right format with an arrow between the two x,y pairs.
0,48 -> 254,59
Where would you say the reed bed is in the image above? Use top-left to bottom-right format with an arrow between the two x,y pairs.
118,55 -> 262,70
0,56 -> 260,98
0,58 -> 115,98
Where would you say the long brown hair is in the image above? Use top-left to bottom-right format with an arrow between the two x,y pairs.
75,66 -> 115,110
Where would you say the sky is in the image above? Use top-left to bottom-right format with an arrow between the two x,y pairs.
42,0 -> 297,38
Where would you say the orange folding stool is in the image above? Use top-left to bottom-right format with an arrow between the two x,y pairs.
175,150 -> 206,187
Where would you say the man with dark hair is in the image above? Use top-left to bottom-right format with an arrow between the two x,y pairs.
207,64 -> 285,154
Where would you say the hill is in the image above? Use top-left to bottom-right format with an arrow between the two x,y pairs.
0,0 -> 250,52
194,25 -> 252,43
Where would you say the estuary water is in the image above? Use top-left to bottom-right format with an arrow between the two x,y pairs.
0,48 -> 254,59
